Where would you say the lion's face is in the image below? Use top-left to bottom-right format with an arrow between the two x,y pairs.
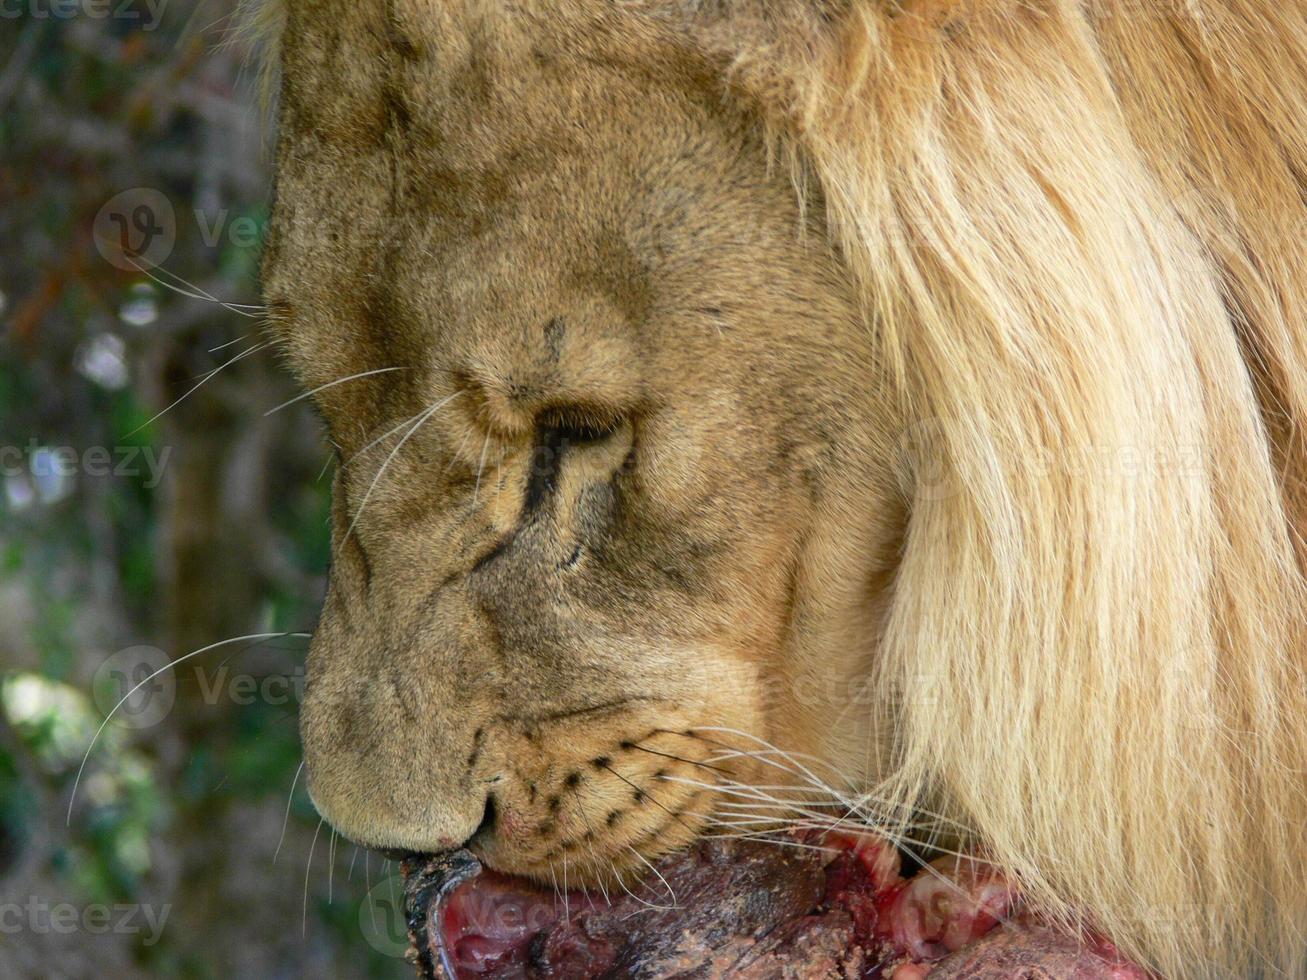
265,1 -> 904,883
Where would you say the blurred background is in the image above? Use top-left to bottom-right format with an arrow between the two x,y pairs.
0,1 -> 409,975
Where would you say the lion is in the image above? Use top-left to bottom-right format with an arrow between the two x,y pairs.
250,0 -> 1307,976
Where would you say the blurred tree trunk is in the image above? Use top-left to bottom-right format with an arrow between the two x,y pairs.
151,345 -> 336,977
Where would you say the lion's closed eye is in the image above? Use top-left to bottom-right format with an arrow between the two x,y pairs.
545,414 -> 619,446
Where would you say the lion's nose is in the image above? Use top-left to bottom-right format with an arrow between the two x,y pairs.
300,718 -> 498,856
366,794 -> 498,863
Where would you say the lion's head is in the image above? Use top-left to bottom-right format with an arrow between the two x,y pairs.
259,0 -> 1307,976
265,1 -> 903,881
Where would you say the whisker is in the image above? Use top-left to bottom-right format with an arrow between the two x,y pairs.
303,817 -> 324,937
342,410 -> 430,470
715,798 -> 845,815
845,790 -> 975,837
126,341 -> 269,437
687,728 -> 977,837
194,340 -> 265,381
209,333 -> 251,352
700,813 -> 831,829
694,726 -> 852,793
703,748 -> 856,797
714,782 -> 852,796
700,828 -> 847,857
609,860 -> 677,913
264,366 -> 410,416
669,776 -> 849,827
388,868 -> 401,940
137,258 -> 268,311
548,862 -> 562,906
701,810 -> 994,870
710,801 -> 946,838
69,631 -> 311,822
316,446 -> 337,483
660,773 -> 783,801
626,845 -> 679,909
627,742 -> 734,775
121,253 -> 266,318
274,759 -> 306,865
366,850 -> 377,934
566,785 -> 612,906
675,775 -> 874,840
327,829 -> 338,904
561,854 -> 570,925
339,393 -> 460,552
600,763 -> 695,832
694,767 -> 970,840
444,429 -> 472,477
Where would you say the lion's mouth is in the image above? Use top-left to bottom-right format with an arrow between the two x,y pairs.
401,831 -> 1151,979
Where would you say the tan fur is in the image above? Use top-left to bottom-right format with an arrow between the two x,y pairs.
257,1 -> 1307,976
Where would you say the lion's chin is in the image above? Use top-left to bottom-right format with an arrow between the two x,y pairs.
399,831 -> 1151,979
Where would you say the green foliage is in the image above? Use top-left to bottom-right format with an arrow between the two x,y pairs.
2,672 -> 165,901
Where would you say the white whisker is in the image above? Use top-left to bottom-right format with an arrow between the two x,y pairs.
69,631 -> 311,822
126,341 -> 269,437
609,861 -> 676,912
327,828 -> 338,904
264,366 -> 410,416
701,829 -> 846,856
303,817 -> 324,937
274,759 -> 305,865
626,846 -> 680,909
343,411 -> 428,470
209,333 -> 251,352
339,393 -> 460,551
566,788 -> 612,906
121,253 -> 265,318
561,854 -> 570,924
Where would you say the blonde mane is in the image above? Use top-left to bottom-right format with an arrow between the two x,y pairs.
723,2 -> 1307,975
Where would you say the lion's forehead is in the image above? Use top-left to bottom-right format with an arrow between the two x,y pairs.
264,34 -> 816,407
274,0 -> 704,162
